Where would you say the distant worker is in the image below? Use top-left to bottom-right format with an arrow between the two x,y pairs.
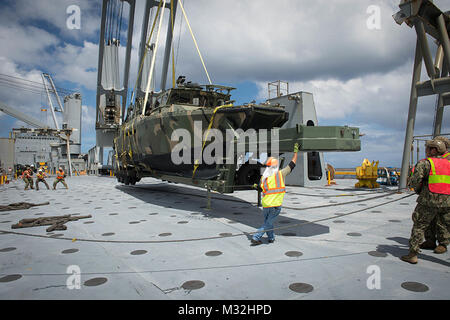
0,168 -> 6,184
402,139 -> 450,264
21,166 -> 34,190
53,167 -> 68,190
36,169 -> 50,190
250,143 -> 299,245
421,135 -> 450,252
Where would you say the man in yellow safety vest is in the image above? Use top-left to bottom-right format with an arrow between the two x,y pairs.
36,169 -> 50,190
250,143 -> 299,245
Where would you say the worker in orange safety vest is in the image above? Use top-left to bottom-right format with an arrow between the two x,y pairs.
53,167 -> 68,190
21,166 -> 34,190
421,135 -> 450,251
402,139 -> 450,264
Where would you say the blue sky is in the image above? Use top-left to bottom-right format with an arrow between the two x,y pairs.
0,0 -> 449,168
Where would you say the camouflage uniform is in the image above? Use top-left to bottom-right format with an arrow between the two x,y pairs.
36,172 -> 50,190
408,156 -> 450,254
53,170 -> 68,189
22,169 -> 34,190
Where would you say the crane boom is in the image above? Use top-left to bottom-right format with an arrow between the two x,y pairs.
0,101 -> 48,129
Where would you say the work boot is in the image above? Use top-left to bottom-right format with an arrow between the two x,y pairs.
251,239 -> 262,246
420,240 -> 437,250
434,245 -> 447,254
401,251 -> 418,264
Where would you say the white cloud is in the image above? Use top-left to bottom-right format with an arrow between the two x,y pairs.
170,0 -> 419,84
0,57 -> 51,125
0,25 -> 60,67
0,0 -> 101,40
51,41 -> 99,90
82,104 -> 95,128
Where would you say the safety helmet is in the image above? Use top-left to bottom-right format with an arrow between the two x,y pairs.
38,169 -> 42,172
434,136 -> 450,149
425,139 -> 447,155
266,157 -> 279,167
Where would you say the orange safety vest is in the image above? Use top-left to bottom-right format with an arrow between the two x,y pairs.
37,172 -> 45,179
22,170 -> 31,179
56,170 -> 65,180
260,171 -> 286,208
427,157 -> 450,195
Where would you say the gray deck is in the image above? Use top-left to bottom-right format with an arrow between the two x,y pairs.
0,176 -> 449,300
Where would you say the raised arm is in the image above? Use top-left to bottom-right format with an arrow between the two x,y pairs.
292,143 -> 299,164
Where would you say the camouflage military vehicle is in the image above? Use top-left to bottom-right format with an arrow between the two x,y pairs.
114,80 -> 289,190
114,74 -> 362,194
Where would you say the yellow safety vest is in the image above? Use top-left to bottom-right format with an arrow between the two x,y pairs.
443,152 -> 449,159
260,171 -> 286,208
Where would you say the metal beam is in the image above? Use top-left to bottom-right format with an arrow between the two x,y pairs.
416,76 -> 450,96
415,19 -> 436,79
0,101 -> 49,129
160,0 -> 178,91
121,0 -> 136,121
46,74 -> 64,113
433,94 -> 445,137
437,13 -> 450,70
433,60 -> 449,136
233,125 -> 361,154
42,74 -> 60,130
441,93 -> 450,106
136,0 -> 154,97
95,0 -> 108,131
399,39 -> 422,191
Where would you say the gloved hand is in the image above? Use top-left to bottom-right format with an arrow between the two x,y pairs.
252,183 -> 258,189
294,143 -> 299,153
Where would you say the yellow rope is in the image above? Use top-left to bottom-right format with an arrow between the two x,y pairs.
178,0 -> 212,85
192,104 -> 233,178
